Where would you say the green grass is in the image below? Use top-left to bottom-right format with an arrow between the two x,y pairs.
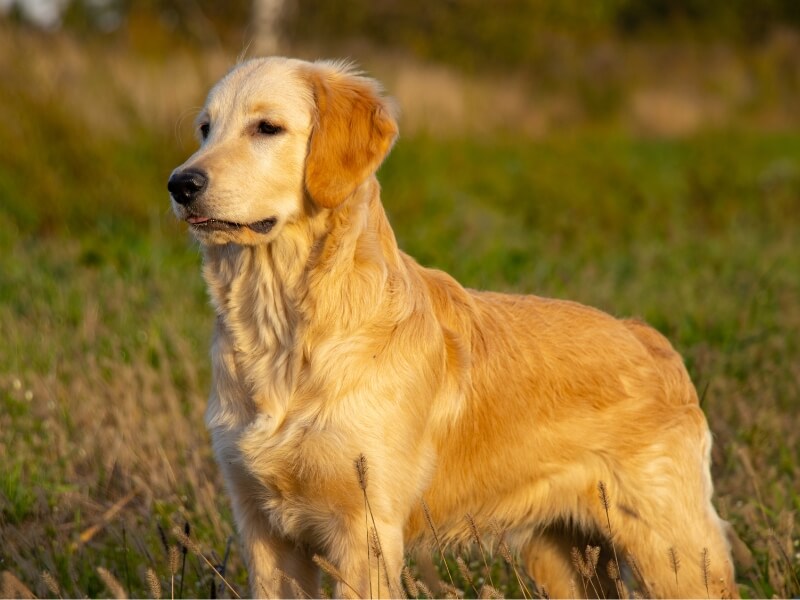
1,28 -> 798,599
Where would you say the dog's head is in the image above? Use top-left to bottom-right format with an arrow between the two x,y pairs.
168,57 -> 398,245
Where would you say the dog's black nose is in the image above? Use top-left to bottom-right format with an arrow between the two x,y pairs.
168,168 -> 208,205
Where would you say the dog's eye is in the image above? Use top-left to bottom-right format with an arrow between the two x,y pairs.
257,121 -> 283,136
199,122 -> 210,139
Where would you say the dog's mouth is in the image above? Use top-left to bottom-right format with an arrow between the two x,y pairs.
186,215 -> 277,234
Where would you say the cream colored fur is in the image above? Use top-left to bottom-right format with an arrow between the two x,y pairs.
169,57 -> 737,598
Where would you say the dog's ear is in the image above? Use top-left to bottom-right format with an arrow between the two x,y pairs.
303,63 -> 399,209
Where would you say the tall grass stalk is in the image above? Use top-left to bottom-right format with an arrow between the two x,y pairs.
421,498 -> 456,590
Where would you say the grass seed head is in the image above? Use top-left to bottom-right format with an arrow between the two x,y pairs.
585,545 -> 601,573
146,567 -> 162,600
416,578 -> 433,599
41,570 -> 61,597
370,527 -> 383,558
96,566 -> 128,599
465,513 -> 482,547
355,454 -> 369,491
456,556 -> 474,586
669,546 -> 681,583
570,546 -> 592,579
479,583 -> 504,598
312,553 -> 361,597
439,581 -> 462,599
598,481 -> 610,510
168,545 -> 180,575
401,566 -> 418,597
171,525 -> 201,554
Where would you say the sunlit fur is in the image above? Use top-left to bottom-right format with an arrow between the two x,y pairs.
170,57 -> 737,598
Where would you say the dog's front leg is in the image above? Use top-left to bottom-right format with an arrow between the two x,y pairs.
222,466 -> 319,598
328,520 -> 404,599
242,523 -> 318,599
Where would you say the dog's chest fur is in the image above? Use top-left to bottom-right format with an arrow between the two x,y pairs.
198,233 -> 443,540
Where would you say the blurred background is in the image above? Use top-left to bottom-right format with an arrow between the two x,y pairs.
0,1 -> 798,598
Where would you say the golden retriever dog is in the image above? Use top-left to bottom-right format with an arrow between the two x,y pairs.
168,57 -> 737,598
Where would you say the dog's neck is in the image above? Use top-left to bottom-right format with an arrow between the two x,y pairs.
201,177 -> 404,420
202,177 -> 400,329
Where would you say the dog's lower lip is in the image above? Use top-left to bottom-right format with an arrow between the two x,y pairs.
185,216 -> 277,233
248,218 -> 277,234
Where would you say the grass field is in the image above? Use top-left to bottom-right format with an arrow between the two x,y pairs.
1,25 -> 799,599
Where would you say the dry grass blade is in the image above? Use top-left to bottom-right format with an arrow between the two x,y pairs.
146,567 -> 162,600
178,522 -> 190,600
421,498 -> 456,589
768,529 -> 800,593
312,554 -> 361,598
168,545 -> 180,599
439,581 -> 462,599
701,547 -> 711,599
76,490 -> 137,546
626,553 -> 649,598
274,569 -> 311,599
369,526 -> 398,599
354,454 -> 393,598
597,481 -> 621,569
490,521 -> 532,600
465,513 -> 494,588
2,571 -> 36,599
606,558 -> 629,598
606,559 -> 627,598
456,556 -> 478,596
97,566 -> 128,599
355,454 -> 373,600
170,526 -> 241,599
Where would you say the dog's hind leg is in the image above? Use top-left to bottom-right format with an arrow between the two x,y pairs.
523,529 -> 584,598
523,527 -> 617,599
588,416 -> 737,598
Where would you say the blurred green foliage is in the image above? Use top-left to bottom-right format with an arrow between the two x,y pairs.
6,0 -> 800,69
286,0 -> 800,71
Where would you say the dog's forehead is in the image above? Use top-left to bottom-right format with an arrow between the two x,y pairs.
205,58 -> 314,121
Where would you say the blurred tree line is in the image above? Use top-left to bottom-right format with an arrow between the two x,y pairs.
4,0 -> 800,68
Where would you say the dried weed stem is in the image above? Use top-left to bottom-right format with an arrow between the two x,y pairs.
421,498 -> 456,589
312,554 -> 361,598
170,525 -> 241,599
465,513 -> 495,588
